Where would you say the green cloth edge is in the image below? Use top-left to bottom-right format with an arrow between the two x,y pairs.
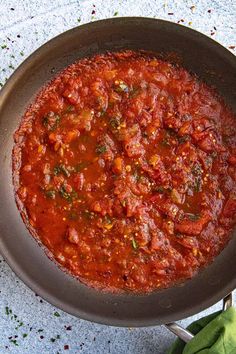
167,307 -> 236,354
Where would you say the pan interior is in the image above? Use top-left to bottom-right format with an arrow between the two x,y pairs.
0,18 -> 235,326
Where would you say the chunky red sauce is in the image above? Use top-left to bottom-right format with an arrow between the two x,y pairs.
13,51 -> 236,293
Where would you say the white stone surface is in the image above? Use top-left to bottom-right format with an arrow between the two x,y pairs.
0,0 -> 235,353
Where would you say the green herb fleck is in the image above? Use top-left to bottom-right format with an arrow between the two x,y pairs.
191,163 -> 202,192
131,238 -> 138,250
15,321 -> 23,330
42,112 -> 61,131
1,44 -> 7,49
96,144 -> 107,155
194,177 -> 202,192
59,186 -> 77,203
155,186 -> 165,193
68,211 -> 78,220
65,104 -> 74,112
133,168 -> 142,182
20,51 -> 24,56
50,335 -> 60,343
54,311 -> 60,317
5,306 -> 12,315
77,18 -> 81,23
187,213 -> 200,221
113,11 -> 119,16
109,117 -> 120,129
10,339 -> 18,346
75,161 -> 90,172
130,87 -> 141,98
178,135 -> 189,144
54,164 -> 70,177
38,329 -> 44,332
45,190 -> 56,199
23,333 -> 28,338
191,163 -> 202,176
161,137 -> 171,147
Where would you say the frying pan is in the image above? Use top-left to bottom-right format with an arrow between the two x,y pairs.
0,18 -> 236,328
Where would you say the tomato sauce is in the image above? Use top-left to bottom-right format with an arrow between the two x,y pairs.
13,51 -> 236,293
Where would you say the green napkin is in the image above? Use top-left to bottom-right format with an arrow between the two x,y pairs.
167,307 -> 236,354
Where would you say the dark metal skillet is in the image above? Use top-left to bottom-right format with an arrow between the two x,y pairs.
0,18 -> 235,329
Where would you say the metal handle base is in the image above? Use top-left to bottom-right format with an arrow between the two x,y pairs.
165,292 -> 233,343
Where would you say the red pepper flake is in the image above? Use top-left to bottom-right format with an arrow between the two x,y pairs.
64,345 -> 69,350
229,45 -> 235,49
168,12 -> 174,15
208,9 -> 211,13
91,10 -> 96,15
65,325 -> 72,330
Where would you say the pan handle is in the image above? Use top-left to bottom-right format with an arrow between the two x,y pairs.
164,292 -> 233,343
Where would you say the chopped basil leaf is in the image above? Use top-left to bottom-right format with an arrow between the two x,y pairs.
109,117 -> 120,129
54,164 -> 70,177
65,104 -> 74,112
191,163 -> 202,192
45,190 -> 56,199
129,87 -> 140,98
187,213 -> 200,221
75,161 -> 90,172
133,166 -> 142,182
161,137 -> 171,147
68,211 -> 78,220
194,177 -> 202,192
131,238 -> 138,250
191,163 -> 202,176
42,112 -> 60,131
59,186 -> 77,202
178,135 -> 189,144
96,144 -> 107,155
155,186 -> 165,193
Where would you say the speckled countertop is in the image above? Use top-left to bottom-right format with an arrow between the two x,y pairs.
0,1 -> 235,353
